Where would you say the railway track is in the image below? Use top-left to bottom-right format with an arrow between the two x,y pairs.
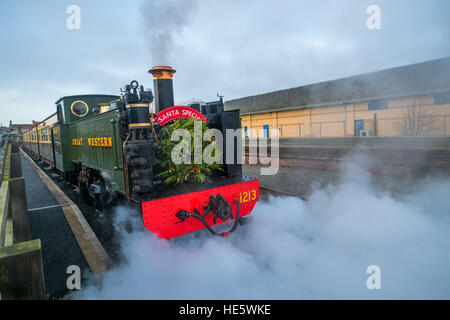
259,186 -> 305,200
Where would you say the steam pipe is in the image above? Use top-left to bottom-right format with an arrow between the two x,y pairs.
174,201 -> 241,238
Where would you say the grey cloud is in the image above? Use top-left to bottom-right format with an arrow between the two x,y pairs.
1,0 -> 449,123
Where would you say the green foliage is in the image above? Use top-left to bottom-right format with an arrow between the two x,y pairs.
155,118 -> 223,185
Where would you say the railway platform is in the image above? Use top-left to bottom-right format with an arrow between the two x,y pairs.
21,150 -> 113,298
21,152 -> 89,298
0,138 -> 112,299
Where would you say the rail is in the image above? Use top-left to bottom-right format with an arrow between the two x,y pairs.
0,138 -> 46,300
245,136 -> 450,149
244,136 -> 450,169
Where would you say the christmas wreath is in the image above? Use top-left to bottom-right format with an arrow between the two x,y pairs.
155,117 -> 223,185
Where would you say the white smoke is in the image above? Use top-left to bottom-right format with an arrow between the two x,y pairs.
75,157 -> 450,299
141,0 -> 198,65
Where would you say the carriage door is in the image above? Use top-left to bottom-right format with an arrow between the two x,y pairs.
51,127 -> 57,168
52,125 -> 63,171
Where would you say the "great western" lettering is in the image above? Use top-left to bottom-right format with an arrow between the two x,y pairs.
72,138 -> 83,146
87,137 -> 113,148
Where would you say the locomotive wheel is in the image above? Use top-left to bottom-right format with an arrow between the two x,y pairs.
79,182 -> 93,206
78,168 -> 93,206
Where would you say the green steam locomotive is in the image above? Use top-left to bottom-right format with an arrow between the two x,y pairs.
21,66 -> 259,239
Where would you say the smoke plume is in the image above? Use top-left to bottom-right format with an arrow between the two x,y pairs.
141,0 -> 198,65
75,155 -> 450,299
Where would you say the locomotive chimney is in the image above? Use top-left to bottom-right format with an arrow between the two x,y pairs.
148,66 -> 176,114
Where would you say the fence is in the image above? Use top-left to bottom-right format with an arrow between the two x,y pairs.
0,138 -> 46,299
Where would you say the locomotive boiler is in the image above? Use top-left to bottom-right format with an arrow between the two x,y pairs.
22,66 -> 259,239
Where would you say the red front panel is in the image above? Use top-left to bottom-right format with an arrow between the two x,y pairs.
142,179 -> 259,239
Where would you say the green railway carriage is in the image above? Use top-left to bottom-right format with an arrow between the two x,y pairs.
37,113 -> 58,166
22,129 -> 31,152
27,126 -> 39,155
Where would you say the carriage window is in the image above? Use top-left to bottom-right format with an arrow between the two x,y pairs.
70,100 -> 89,117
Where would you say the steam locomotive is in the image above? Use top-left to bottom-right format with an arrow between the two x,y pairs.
21,66 -> 259,239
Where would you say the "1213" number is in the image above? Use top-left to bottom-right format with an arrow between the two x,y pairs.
240,190 -> 257,203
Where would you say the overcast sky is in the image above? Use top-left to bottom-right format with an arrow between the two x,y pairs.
0,0 -> 449,124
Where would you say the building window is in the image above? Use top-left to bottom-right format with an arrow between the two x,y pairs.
244,126 -> 248,138
435,92 -> 450,105
263,125 -> 269,138
368,99 -> 388,111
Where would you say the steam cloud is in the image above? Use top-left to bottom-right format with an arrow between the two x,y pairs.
76,157 -> 450,299
141,0 -> 198,65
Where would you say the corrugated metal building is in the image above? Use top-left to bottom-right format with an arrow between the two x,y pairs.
225,57 -> 450,137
